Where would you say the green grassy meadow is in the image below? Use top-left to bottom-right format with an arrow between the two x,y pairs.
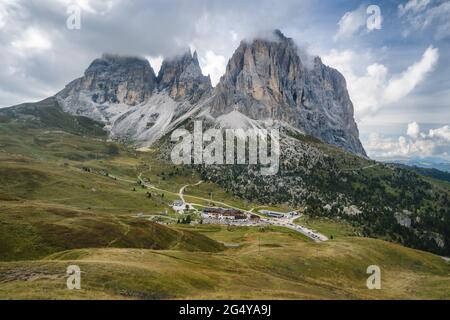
0,116 -> 449,300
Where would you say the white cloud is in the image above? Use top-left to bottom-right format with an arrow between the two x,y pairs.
0,0 -> 20,29
322,46 -> 439,120
383,46 -> 439,104
0,0 -> 315,107
0,7 -> 6,29
399,0 -> 450,39
334,5 -> 367,40
429,125 -> 450,141
199,50 -> 227,87
230,31 -> 238,42
11,27 -> 53,52
398,0 -> 430,16
52,0 -> 120,15
407,122 -> 420,138
366,123 -> 450,160
146,55 -> 163,75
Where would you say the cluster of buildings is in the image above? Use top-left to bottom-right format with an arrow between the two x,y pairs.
202,207 -> 248,220
201,207 -> 261,224
169,201 -> 300,226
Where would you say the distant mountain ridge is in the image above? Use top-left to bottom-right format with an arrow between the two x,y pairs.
387,158 -> 450,173
390,163 -> 450,182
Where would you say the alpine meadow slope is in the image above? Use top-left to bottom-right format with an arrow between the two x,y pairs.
0,30 -> 449,300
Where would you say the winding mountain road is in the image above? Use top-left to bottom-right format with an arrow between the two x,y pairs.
179,181 -> 203,204
114,171 -> 328,242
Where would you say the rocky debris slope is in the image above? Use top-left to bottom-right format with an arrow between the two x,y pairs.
56,52 -> 210,146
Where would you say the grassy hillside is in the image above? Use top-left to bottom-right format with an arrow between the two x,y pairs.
0,101 -> 449,299
0,97 -> 106,137
0,104 -> 224,261
294,216 -> 359,239
194,126 -> 450,255
0,203 -> 223,261
0,226 -> 448,299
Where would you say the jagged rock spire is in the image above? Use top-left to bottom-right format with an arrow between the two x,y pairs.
56,30 -> 365,156
208,29 -> 366,156
157,49 -> 212,102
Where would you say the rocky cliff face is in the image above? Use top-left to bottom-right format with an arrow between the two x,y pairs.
207,30 -> 365,155
158,50 -> 212,103
210,30 -> 303,118
54,30 -> 365,155
55,51 -> 211,145
59,54 -> 157,106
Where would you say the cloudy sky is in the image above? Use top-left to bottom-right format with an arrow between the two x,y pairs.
0,0 -> 449,163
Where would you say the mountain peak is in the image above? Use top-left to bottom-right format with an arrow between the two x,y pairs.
86,53 -> 155,76
56,31 -> 365,156
248,29 -> 294,46
157,49 -> 212,102
272,29 -> 291,43
192,50 -> 199,63
59,53 -> 157,107
208,30 -> 366,155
